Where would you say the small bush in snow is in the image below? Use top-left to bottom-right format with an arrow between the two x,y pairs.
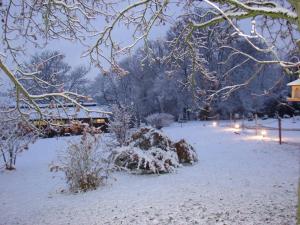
174,139 -> 198,164
145,113 -> 174,129
50,131 -> 111,192
0,111 -> 36,170
109,105 -> 132,146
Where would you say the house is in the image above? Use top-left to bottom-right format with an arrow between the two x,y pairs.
28,102 -> 110,137
287,79 -> 300,102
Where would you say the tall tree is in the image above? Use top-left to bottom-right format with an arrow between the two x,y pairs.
20,51 -> 71,95
0,1 -> 299,119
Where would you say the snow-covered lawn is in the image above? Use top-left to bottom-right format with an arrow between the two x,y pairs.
0,120 -> 299,225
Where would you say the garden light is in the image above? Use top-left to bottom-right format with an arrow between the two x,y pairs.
261,130 -> 267,137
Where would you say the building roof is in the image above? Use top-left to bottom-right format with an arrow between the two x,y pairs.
27,104 -> 111,120
287,79 -> 300,86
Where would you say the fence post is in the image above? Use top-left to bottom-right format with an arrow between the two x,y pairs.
278,118 -> 282,145
230,112 -> 232,127
255,114 -> 258,135
242,114 -> 245,131
292,115 -> 296,123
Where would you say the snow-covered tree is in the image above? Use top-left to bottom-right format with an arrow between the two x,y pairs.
20,51 -> 89,95
66,66 -> 90,94
0,0 -> 299,119
108,105 -> 133,146
0,111 -> 36,170
146,113 -> 174,129
20,51 -> 71,96
90,10 -> 289,119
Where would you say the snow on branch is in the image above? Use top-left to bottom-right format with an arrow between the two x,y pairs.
0,58 -> 111,126
1,0 -> 300,115
193,0 -> 298,30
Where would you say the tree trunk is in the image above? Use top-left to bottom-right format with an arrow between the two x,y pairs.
6,148 -> 15,170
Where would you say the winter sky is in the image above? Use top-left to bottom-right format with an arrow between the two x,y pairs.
1,2 -> 254,90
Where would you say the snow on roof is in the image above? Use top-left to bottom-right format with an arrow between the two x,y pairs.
28,104 -> 110,120
287,79 -> 300,86
9,102 -> 99,109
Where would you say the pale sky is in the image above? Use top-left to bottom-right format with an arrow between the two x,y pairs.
42,22 -> 170,80
30,2 -> 183,80
42,22 -> 252,81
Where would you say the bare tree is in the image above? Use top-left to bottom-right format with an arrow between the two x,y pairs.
146,113 -> 174,129
0,110 -> 36,170
0,1 -> 113,123
86,0 -> 300,77
20,51 -> 71,96
0,0 -> 299,120
108,104 -> 133,146
66,66 -> 90,94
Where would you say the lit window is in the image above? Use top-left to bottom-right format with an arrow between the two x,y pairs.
96,118 -> 105,123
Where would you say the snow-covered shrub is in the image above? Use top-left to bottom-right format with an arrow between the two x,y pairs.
173,139 -> 198,164
129,127 -> 173,150
0,111 -> 36,170
114,146 -> 179,174
109,104 -> 132,146
145,113 -> 174,129
50,131 -> 111,192
114,127 -> 198,174
114,128 -> 179,173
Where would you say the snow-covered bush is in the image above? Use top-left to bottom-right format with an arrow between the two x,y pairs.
174,139 -> 198,164
50,131 -> 111,192
114,127 -> 198,174
109,104 -> 132,146
145,113 -> 174,129
114,146 -> 180,174
0,112 -> 36,170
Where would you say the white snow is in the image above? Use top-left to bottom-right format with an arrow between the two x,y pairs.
0,119 -> 299,225
28,104 -> 110,120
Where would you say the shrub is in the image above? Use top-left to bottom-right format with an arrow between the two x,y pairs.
173,139 -> 198,164
109,105 -> 132,146
50,131 -> 111,192
114,146 -> 180,174
145,113 -> 174,129
114,128 -> 198,174
0,111 -> 36,170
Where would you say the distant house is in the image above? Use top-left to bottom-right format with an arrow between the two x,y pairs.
287,79 -> 300,102
28,102 -> 110,137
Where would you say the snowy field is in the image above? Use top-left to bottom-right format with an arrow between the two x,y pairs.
0,119 -> 299,225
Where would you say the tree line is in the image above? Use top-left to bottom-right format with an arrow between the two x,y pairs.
17,11 -> 298,120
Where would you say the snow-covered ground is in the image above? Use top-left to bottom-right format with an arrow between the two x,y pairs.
0,119 -> 299,225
